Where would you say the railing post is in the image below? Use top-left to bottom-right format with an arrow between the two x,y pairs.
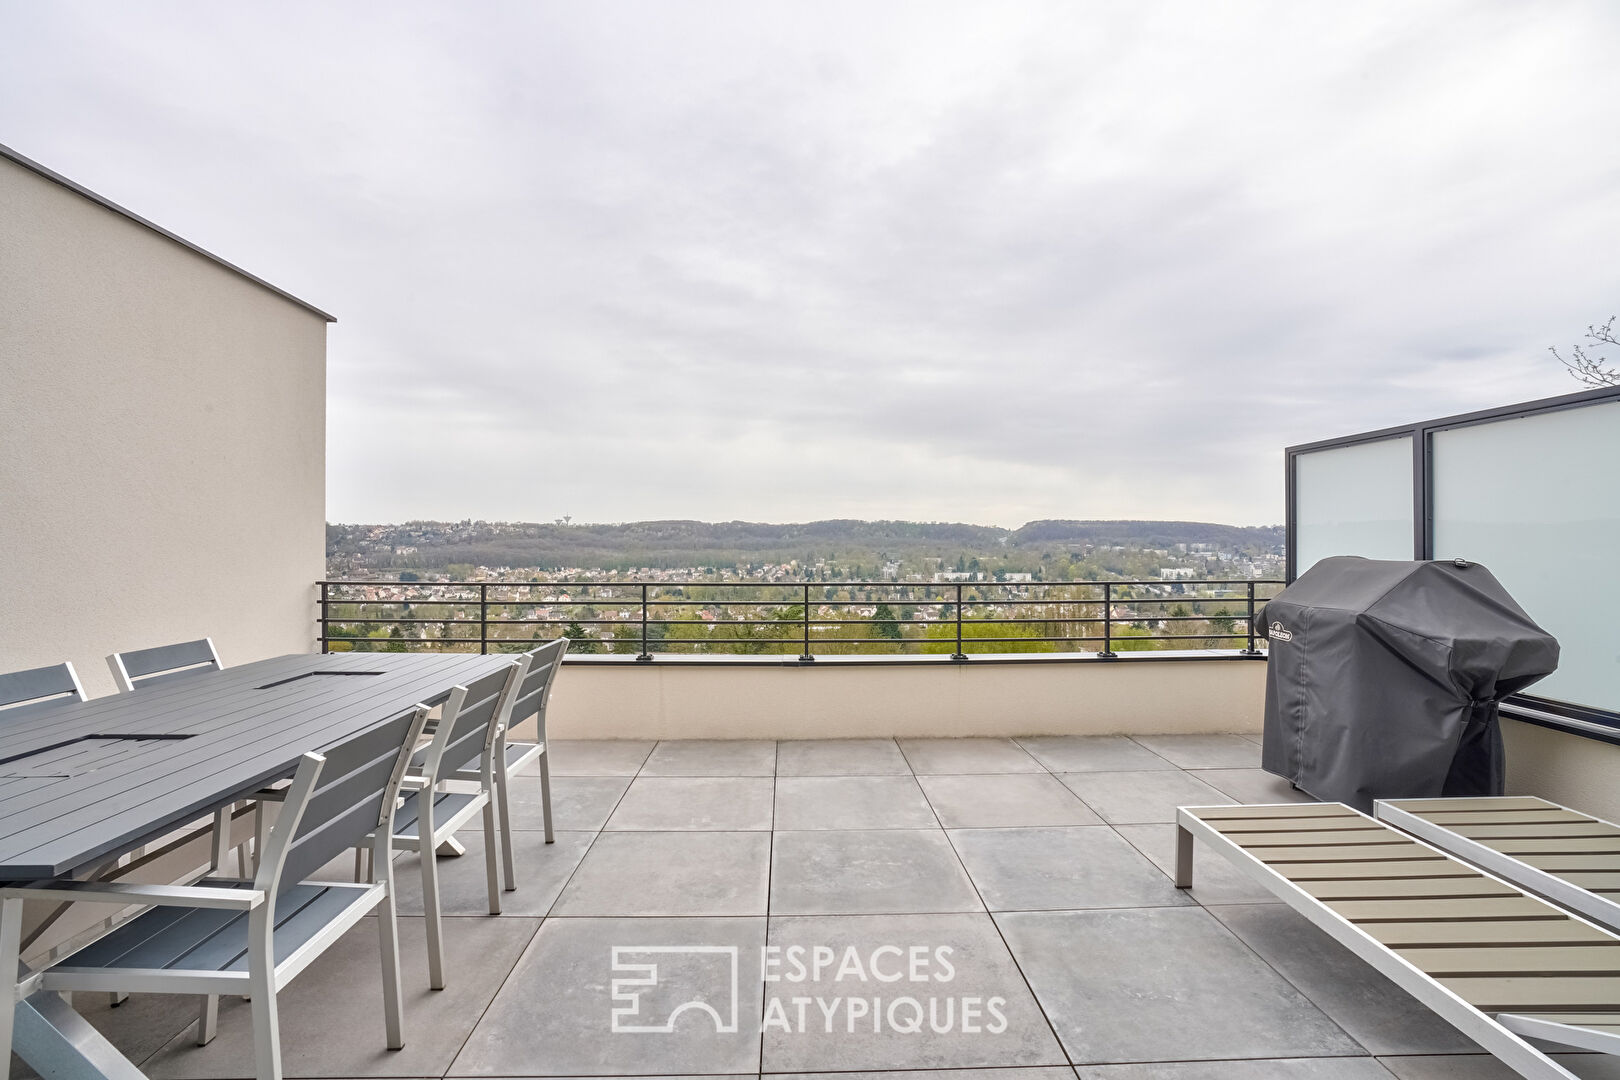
479,583 -> 489,654
637,584 -> 653,661
952,584 -> 967,660
318,580 -> 328,654
800,584 -> 814,662
1097,582 -> 1116,659
1242,580 -> 1261,656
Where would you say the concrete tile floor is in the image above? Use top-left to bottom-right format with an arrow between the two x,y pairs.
33,734 -> 1620,1080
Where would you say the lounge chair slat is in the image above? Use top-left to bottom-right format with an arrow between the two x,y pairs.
1192,804 -> 1356,820
1302,877 -> 1521,902
1270,860 -> 1478,880
1233,830 -> 1412,847
1515,855 -> 1620,872
1213,818 -> 1389,834
1449,823 -> 1620,840
1440,975 -> 1620,1010
1413,810 -> 1592,826
1384,797 -> 1555,813
1397,946 -> 1620,975
1328,895 -> 1561,922
1252,843 -> 1443,864
1363,919 -> 1613,947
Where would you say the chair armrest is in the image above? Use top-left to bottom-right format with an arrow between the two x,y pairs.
0,881 -> 264,910
400,774 -> 430,791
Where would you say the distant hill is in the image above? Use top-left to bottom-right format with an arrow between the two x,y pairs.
328,518 -> 1283,573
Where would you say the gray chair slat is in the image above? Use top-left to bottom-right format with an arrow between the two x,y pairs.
508,639 -> 567,724
0,665 -> 81,710
182,883 -> 332,972
279,709 -> 421,886
119,640 -> 217,680
432,666 -> 511,776
392,791 -> 477,841
77,906 -> 241,971
60,904 -> 205,969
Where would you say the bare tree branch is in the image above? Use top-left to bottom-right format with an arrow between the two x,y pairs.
1551,316 -> 1620,387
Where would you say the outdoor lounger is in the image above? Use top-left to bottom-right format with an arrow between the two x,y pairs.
1178,801 -> 1620,1080
1376,796 -> 1620,938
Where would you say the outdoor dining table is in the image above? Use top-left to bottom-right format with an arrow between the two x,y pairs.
0,650 -> 514,1080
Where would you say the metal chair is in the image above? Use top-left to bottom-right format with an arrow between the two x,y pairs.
106,638 -> 222,692
450,639 -> 568,885
108,639 -> 247,874
0,705 -> 429,1080
378,659 -> 525,990
0,662 -> 86,713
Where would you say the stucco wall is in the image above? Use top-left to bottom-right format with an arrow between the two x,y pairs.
0,155 -> 327,697
1503,718 -> 1620,822
531,657 -> 1268,740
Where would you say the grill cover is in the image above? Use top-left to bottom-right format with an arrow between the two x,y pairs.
1259,557 -> 1559,812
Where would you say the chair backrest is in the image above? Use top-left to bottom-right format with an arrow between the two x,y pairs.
108,639 -> 221,692
508,637 -> 569,731
0,663 -> 86,712
420,659 -> 527,782
258,705 -> 430,892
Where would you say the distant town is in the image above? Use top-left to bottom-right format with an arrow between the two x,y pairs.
322,519 -> 1284,656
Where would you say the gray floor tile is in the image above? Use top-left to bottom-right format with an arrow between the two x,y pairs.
10,993 -> 200,1080
1056,769 -> 1233,824
642,740 -> 778,776
1015,735 -> 1178,773
997,907 -> 1364,1064
777,738 -> 910,776
770,830 -> 982,915
1129,733 -> 1261,769
545,739 -> 656,776
1210,904 -> 1485,1055
451,916 -> 765,1076
949,826 -> 1195,911
762,913 -> 1067,1072
393,829 -> 594,917
898,738 -> 1045,774
504,773 -> 629,831
1114,822 -> 1283,906
1078,1061 -> 1393,1079
1190,767 -> 1314,804
920,774 -> 1102,828
553,831 -> 770,916
781,1071 -> 1074,1080
1378,1055 -> 1620,1079
606,776 -> 775,830
774,776 -> 938,830
144,915 -> 539,1078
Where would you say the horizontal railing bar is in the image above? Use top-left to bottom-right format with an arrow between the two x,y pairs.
320,578 -> 1281,587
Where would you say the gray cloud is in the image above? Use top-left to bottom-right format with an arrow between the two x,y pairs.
5,0 -> 1617,526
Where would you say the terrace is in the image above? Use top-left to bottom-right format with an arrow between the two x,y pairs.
6,138 -> 1620,1080
31,733 -> 1617,1080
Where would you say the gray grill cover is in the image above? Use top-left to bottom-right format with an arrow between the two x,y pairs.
1259,557 -> 1559,812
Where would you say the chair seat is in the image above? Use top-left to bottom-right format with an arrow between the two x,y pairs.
393,789 -> 483,842
446,741 -> 544,783
48,880 -> 378,979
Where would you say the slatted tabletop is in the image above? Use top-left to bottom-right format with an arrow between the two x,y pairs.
0,652 -> 512,880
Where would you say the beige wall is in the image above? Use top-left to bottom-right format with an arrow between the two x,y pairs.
1504,718 -> 1620,822
535,658 -> 1267,740
0,155 -> 328,697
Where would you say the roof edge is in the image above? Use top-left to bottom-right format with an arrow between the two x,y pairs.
0,141 -> 335,323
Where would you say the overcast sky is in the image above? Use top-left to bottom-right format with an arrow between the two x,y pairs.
4,2 -> 1617,527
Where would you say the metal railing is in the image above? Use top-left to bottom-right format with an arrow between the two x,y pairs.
318,578 -> 1283,660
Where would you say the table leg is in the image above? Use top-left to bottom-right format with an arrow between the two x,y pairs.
14,991 -> 147,1080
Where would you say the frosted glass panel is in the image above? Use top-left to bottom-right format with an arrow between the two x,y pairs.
1433,401 -> 1620,712
1294,436 -> 1414,574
